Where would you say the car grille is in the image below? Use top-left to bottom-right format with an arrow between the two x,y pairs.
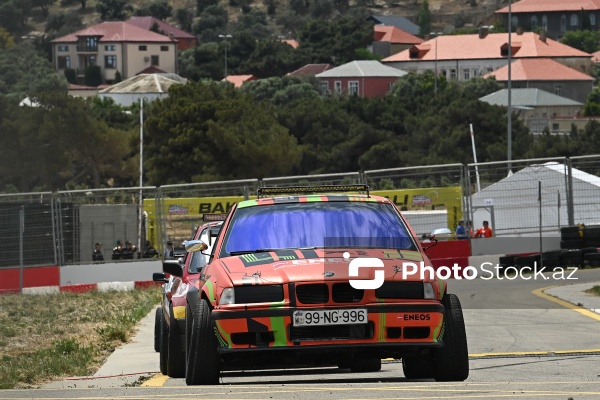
290,322 -> 374,341
331,283 -> 364,303
234,285 -> 284,303
375,281 -> 424,299
296,284 -> 329,304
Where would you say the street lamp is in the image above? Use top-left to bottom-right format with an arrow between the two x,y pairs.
218,34 -> 233,78
430,32 -> 443,96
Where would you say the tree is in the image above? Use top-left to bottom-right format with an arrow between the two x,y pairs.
583,87 -> 600,116
197,0 -> 218,15
238,39 -> 304,78
84,65 -> 102,87
241,76 -> 320,105
560,30 -> 600,54
0,0 -> 32,34
96,0 -> 133,21
64,67 -> 76,83
143,81 -> 302,183
135,0 -> 172,20
32,0 -> 55,16
417,0 -> 432,37
174,8 -> 193,32
0,28 -> 15,50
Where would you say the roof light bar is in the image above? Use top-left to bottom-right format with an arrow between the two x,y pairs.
257,184 -> 369,198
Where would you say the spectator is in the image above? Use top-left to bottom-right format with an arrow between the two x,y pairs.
143,240 -> 158,259
122,240 -> 136,259
165,240 -> 175,259
112,240 -> 123,260
455,220 -> 468,239
474,221 -> 493,238
92,242 -> 104,262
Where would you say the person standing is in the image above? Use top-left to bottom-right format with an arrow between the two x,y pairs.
165,240 -> 175,259
455,220 -> 468,239
92,242 -> 104,262
474,221 -> 493,238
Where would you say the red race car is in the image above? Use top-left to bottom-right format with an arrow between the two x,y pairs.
153,218 -> 224,378
163,185 -> 469,385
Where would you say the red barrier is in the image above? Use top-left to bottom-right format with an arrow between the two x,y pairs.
422,240 -> 471,260
0,266 -> 60,292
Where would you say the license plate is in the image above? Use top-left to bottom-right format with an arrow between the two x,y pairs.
293,309 -> 368,327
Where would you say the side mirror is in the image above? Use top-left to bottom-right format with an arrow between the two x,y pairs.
184,239 -> 208,253
153,272 -> 169,283
163,259 -> 183,278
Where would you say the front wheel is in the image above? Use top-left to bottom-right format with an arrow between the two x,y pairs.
185,299 -> 221,385
158,307 -> 168,375
402,356 -> 433,379
433,294 -> 469,382
153,307 -> 161,353
167,305 -> 185,378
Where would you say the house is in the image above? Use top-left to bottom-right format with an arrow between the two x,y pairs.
222,74 -> 258,88
287,63 -> 333,78
382,30 -> 592,82
67,83 -> 110,98
479,88 -> 584,134
126,16 -> 197,51
592,50 -> 600,62
368,15 -> 420,36
483,58 -> 594,103
280,39 -> 299,49
370,25 -> 424,58
98,73 -> 187,106
51,21 -> 177,84
315,60 -> 407,97
495,0 -> 600,40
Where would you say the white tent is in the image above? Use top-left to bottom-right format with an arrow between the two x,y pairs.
470,162 -> 600,236
98,73 -> 187,106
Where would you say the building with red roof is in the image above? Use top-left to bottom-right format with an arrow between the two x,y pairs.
126,16 -> 197,50
495,0 -> 600,40
51,21 -> 177,84
287,64 -> 333,78
382,31 -> 591,83
483,58 -> 594,103
370,25 -> 423,58
222,74 -> 258,88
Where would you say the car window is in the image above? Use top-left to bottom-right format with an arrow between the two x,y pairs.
221,201 -> 416,255
188,228 -> 211,274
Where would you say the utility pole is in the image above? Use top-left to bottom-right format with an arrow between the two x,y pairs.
218,34 -> 233,78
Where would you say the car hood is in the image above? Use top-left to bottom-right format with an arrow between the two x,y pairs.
219,248 -> 431,285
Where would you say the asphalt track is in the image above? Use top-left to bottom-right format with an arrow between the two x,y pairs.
2,269 -> 600,399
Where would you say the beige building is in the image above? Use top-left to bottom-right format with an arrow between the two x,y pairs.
51,21 -> 177,84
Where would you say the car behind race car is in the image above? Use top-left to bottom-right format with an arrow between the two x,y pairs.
164,185 -> 469,385
153,219 -> 224,377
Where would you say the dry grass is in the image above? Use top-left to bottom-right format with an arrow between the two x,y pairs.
585,285 -> 600,297
0,288 -> 161,389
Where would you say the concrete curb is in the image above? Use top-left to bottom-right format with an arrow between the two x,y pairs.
18,280 -> 160,295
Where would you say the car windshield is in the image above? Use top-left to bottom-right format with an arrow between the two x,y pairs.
221,201 -> 415,256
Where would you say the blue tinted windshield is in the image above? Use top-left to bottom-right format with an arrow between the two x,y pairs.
222,201 -> 415,255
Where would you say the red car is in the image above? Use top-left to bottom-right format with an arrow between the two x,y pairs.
153,219 -> 224,378
164,185 -> 469,385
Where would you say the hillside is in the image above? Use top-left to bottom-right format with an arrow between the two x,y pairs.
28,0 -> 506,39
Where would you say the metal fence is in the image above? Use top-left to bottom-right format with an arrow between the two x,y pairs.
2,155 -> 600,268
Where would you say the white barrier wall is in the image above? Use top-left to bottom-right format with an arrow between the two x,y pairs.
470,235 -> 561,256
60,260 -> 162,286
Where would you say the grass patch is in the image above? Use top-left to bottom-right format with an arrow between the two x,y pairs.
584,286 -> 600,297
0,287 -> 161,389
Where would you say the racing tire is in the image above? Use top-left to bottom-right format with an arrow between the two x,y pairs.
433,294 -> 469,382
560,250 -> 583,268
154,307 -> 161,353
185,304 -> 193,370
560,226 -> 580,240
402,356 -> 434,379
350,357 -> 381,373
167,305 -> 186,378
561,239 -> 582,250
185,299 -> 220,385
584,253 -> 600,268
159,307 -> 169,375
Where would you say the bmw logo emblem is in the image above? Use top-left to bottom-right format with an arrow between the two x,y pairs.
323,271 -> 335,277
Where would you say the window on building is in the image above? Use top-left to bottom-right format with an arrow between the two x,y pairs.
85,37 -> 97,51
450,69 -> 457,79
570,14 -> 579,26
88,55 -> 96,66
348,81 -> 359,95
561,15 -> 567,32
542,15 -> 548,30
441,70 -> 447,77
139,45 -> 147,51
555,84 -> 563,96
151,55 -> 159,66
57,56 -> 70,69
320,81 -> 330,94
511,16 -> 518,29
591,14 -> 597,26
472,69 -> 479,77
463,69 -> 470,80
104,45 -> 115,51
105,55 -> 117,69
531,16 -> 538,28
387,82 -> 394,92
334,81 -> 342,94
552,123 -> 559,131
160,45 -> 169,51
57,45 -> 69,52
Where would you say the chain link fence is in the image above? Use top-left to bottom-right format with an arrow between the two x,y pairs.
3,155 -> 600,268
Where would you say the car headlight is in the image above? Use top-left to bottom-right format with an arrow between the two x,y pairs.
219,288 -> 235,305
423,282 -> 436,299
